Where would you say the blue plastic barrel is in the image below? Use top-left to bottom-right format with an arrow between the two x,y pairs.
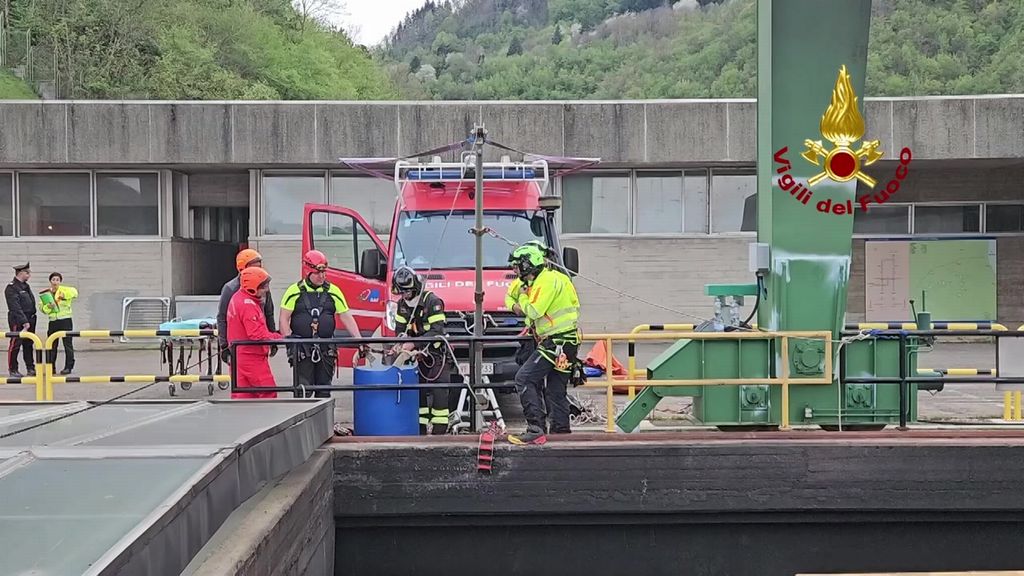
352,364 -> 420,436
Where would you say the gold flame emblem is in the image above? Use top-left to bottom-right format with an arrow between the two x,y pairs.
801,65 -> 883,187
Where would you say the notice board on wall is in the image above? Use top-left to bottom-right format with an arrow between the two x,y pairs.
865,239 -> 997,322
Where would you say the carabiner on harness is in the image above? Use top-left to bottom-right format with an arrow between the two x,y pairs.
311,344 -> 322,363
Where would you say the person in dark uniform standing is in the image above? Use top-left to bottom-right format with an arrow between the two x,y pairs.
279,250 -> 364,398
5,263 -> 37,377
388,266 -> 459,435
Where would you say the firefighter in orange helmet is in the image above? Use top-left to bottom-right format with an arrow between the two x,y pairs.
227,267 -> 283,399
218,248 -> 277,365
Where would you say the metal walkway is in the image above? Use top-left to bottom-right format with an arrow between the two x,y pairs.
0,399 -> 333,576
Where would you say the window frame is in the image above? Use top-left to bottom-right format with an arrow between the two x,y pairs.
0,171 -> 14,238
910,202 -> 983,236
558,169 -> 634,237
2,169 -> 163,240
852,202 -> 913,238
258,169 -> 328,239
94,170 -> 163,237
708,167 -> 757,236
981,201 -> 1024,236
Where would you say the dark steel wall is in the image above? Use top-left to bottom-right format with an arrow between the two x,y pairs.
331,438 -> 1024,576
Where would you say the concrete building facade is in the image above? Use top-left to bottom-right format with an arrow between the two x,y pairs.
0,96 -> 1022,340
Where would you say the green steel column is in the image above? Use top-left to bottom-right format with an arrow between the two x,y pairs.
757,0 -> 873,424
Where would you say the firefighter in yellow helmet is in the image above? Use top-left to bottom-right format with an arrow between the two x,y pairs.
505,243 -> 581,445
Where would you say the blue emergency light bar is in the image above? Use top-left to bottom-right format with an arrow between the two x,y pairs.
395,159 -> 549,187
404,167 -> 537,180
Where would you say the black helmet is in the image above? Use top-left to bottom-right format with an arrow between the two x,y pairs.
391,266 -> 422,296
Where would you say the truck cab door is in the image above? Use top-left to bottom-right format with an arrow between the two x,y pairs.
302,203 -> 388,365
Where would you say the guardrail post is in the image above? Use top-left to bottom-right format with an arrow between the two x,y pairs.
1004,391 -> 1013,421
781,335 -> 790,430
605,337 -> 615,433
898,332 -> 908,430
1016,391 -> 1022,421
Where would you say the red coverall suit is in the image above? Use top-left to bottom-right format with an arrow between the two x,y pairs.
227,289 -> 282,399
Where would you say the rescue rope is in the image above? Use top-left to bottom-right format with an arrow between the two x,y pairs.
0,379 -> 163,440
480,226 -> 853,348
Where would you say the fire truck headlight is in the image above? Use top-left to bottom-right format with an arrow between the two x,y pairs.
385,301 -> 398,331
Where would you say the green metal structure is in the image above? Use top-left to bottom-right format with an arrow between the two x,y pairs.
616,0 -> 928,431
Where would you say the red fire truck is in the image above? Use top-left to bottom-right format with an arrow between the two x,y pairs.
300,155 -> 579,384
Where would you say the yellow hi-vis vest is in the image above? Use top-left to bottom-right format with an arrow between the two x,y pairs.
40,285 -> 77,321
516,268 -> 579,339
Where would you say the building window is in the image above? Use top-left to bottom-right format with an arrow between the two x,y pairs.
96,173 -> 160,236
261,174 -> 325,235
986,204 -> 1024,233
710,171 -> 756,233
854,205 -> 910,235
0,173 -> 12,237
634,171 -> 708,234
914,205 -> 981,234
561,173 -> 630,234
329,175 -> 395,240
18,173 -> 91,236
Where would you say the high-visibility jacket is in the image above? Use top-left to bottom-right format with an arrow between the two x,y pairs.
39,285 -> 77,321
515,268 -> 579,339
505,278 -> 532,327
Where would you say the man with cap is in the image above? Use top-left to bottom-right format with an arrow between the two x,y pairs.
217,248 -> 277,365
5,263 -> 37,377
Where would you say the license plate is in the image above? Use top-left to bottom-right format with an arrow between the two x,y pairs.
459,362 -> 494,376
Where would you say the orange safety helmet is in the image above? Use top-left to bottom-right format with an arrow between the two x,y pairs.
236,248 -> 263,272
240,267 -> 271,296
302,249 -> 329,273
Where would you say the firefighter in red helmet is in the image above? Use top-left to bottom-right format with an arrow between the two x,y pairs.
227,267 -> 283,399
280,250 -> 364,398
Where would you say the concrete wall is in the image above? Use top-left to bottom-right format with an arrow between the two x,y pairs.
185,450 -> 334,576
189,172 -> 250,207
1,96 -> 1022,166
0,240 -> 171,331
251,236 -> 756,333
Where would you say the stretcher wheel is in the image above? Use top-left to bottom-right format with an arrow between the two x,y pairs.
181,381 -> 192,391
207,383 -> 215,396
168,384 -> 176,397
217,381 -> 229,390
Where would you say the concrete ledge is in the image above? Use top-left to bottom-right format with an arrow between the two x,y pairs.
185,449 -> 334,576
331,434 -> 1024,518
2,96 -> 1022,166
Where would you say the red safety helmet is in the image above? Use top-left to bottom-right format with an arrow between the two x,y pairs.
240,267 -> 271,296
303,249 -> 329,273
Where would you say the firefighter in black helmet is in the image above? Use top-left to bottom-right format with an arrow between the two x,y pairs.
389,266 -> 458,435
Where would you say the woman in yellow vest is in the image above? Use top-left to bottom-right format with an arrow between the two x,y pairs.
39,272 -> 77,375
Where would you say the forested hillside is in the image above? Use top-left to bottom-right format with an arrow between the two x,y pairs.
381,0 -> 1024,99
0,0 -> 397,99
2,0 -> 1022,100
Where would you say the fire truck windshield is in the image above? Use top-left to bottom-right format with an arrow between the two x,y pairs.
394,210 -> 547,269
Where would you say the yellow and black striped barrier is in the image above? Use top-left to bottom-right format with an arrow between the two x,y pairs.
917,367 -> 1021,421
848,322 -> 1009,331
0,331 -> 44,395
34,329 -> 223,401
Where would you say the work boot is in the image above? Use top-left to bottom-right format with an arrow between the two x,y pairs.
26,369 -> 36,377
9,370 -> 23,378
508,425 -> 547,446
60,368 -> 72,375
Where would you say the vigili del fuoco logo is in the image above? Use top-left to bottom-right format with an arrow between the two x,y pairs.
773,65 -> 913,216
